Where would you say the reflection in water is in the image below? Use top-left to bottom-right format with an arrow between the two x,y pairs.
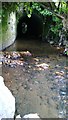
5,38 -> 59,56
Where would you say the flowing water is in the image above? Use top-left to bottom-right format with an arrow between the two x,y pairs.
2,38 -> 67,118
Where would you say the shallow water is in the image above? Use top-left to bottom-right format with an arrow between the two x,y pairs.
2,38 -> 67,118
4,38 -> 60,56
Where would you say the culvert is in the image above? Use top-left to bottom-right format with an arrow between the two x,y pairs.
17,13 -> 43,40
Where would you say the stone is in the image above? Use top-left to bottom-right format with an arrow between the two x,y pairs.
23,113 -> 40,118
55,71 -> 64,76
16,114 -> 21,118
0,76 -> 15,119
11,52 -> 21,60
20,51 -> 32,57
36,63 -> 49,70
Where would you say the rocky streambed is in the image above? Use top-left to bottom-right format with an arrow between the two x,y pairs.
0,51 -> 67,118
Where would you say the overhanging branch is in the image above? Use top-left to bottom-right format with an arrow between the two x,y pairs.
40,3 -> 65,19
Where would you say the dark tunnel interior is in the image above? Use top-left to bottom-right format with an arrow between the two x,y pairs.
17,13 -> 43,40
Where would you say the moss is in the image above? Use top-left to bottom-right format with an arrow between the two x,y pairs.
2,11 -> 8,33
2,10 -> 10,43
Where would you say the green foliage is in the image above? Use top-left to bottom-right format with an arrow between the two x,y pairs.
2,2 -> 67,41
24,3 -> 33,18
32,3 -> 52,16
2,2 -> 67,19
49,2 -> 67,40
2,2 -> 19,13
50,15 -> 62,34
23,2 -> 52,18
59,2 -> 68,15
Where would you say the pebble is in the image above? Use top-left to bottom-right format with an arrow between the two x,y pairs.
60,91 -> 66,96
23,113 -> 40,118
30,87 -> 33,91
36,63 -> 49,70
1,51 -> 32,68
55,71 -> 64,76
35,81 -> 39,84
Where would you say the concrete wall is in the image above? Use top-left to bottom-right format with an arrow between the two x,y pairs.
0,2 -> 2,50
1,12 -> 16,50
0,18 -> 2,50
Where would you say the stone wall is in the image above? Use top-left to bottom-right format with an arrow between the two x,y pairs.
1,12 -> 16,50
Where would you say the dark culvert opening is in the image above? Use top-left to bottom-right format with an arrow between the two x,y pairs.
17,13 -> 43,40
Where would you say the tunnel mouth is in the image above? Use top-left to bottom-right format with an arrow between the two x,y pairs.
17,13 -> 43,40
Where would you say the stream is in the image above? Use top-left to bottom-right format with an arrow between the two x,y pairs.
1,38 -> 67,118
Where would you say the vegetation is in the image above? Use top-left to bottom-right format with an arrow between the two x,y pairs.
1,2 -> 68,45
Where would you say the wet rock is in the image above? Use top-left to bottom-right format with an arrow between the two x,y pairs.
23,113 -> 40,118
0,76 -> 15,119
20,51 -> 32,57
55,64 -> 61,68
29,87 -> 33,91
49,41 -> 54,45
3,52 -> 21,60
55,71 -> 64,76
11,52 -> 21,60
3,59 -> 24,68
24,84 -> 27,89
33,58 -> 39,62
3,59 -> 11,66
35,81 -> 39,84
64,66 -> 68,70
63,48 -> 68,56
54,75 -> 64,79
2,51 -> 32,67
16,114 -> 21,118
36,63 -> 49,70
22,83 -> 30,90
8,54 -> 11,59
59,91 -> 66,96
9,63 -> 16,68
15,60 -> 24,66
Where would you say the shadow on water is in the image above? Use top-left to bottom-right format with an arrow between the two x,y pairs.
4,38 -> 59,57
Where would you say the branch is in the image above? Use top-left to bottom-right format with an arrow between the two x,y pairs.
40,3 -> 65,19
